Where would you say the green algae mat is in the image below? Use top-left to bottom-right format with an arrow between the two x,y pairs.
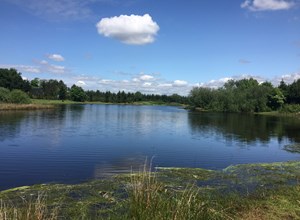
1,161 -> 300,219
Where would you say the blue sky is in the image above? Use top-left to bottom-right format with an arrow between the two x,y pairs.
0,0 -> 299,95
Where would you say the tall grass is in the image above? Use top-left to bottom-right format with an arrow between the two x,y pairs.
128,161 -> 232,220
0,104 -> 55,110
0,194 -> 58,220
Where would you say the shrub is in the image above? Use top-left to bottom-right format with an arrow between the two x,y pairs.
0,87 -> 10,103
8,89 -> 31,104
280,104 -> 300,113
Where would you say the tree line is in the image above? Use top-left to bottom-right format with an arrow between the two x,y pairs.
1,68 -> 299,112
0,68 -> 188,104
189,78 -> 300,113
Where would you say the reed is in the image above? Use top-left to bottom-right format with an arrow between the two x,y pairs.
0,104 -> 55,110
128,161 -> 230,220
0,194 -> 58,220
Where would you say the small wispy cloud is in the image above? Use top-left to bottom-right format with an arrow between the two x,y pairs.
139,74 -> 155,81
173,80 -> 188,87
47,64 -> 66,74
47,54 -> 65,62
0,64 -> 41,74
0,62 -> 67,76
274,72 -> 300,84
96,14 -> 160,45
4,0 -> 104,21
197,72 -> 300,89
241,0 -> 295,11
292,40 -> 300,47
76,80 -> 87,86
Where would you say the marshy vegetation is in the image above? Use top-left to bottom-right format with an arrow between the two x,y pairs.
1,161 -> 300,219
0,104 -> 55,110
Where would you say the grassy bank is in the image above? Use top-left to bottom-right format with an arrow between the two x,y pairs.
256,111 -> 300,118
0,103 -> 55,110
32,99 -> 185,106
0,99 -> 185,111
31,99 -> 81,105
1,161 -> 300,219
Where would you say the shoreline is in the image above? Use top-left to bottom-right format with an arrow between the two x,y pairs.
0,99 -> 186,111
0,103 -> 55,110
2,160 -> 299,192
1,160 -> 299,219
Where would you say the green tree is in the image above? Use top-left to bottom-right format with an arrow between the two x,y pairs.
40,79 -> 61,99
0,87 -> 10,103
30,78 -> 40,88
268,88 -> 285,110
70,85 -> 87,102
189,78 -> 277,112
278,79 -> 289,97
134,91 -> 143,102
58,80 -> 68,101
287,79 -> 300,104
0,68 -> 28,91
189,87 -> 215,109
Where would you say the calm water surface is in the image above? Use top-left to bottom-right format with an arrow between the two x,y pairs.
0,105 -> 299,190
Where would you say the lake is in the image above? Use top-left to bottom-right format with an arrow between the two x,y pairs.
0,104 -> 299,190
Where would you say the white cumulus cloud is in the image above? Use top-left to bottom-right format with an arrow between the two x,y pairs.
173,80 -> 188,87
47,54 -> 65,62
241,0 -> 295,11
96,14 -> 159,45
76,80 -> 86,86
139,74 -> 154,81
48,64 -> 66,74
143,82 -> 152,87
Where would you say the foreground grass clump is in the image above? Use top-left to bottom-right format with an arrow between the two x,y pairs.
0,193 -> 58,220
1,161 -> 300,219
128,164 -> 230,220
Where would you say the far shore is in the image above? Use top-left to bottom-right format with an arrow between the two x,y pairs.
0,99 -> 186,111
1,100 -> 299,119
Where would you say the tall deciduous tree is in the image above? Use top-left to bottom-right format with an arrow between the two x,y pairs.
0,68 -> 28,91
70,85 -> 87,102
58,80 -> 68,101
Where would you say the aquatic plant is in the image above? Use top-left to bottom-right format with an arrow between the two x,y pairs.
283,143 -> 300,154
1,161 -> 300,219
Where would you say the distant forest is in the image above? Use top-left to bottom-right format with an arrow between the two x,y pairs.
0,68 -> 188,104
1,68 -> 300,113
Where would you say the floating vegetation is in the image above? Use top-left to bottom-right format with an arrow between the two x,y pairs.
283,143 -> 300,154
1,161 -> 300,219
